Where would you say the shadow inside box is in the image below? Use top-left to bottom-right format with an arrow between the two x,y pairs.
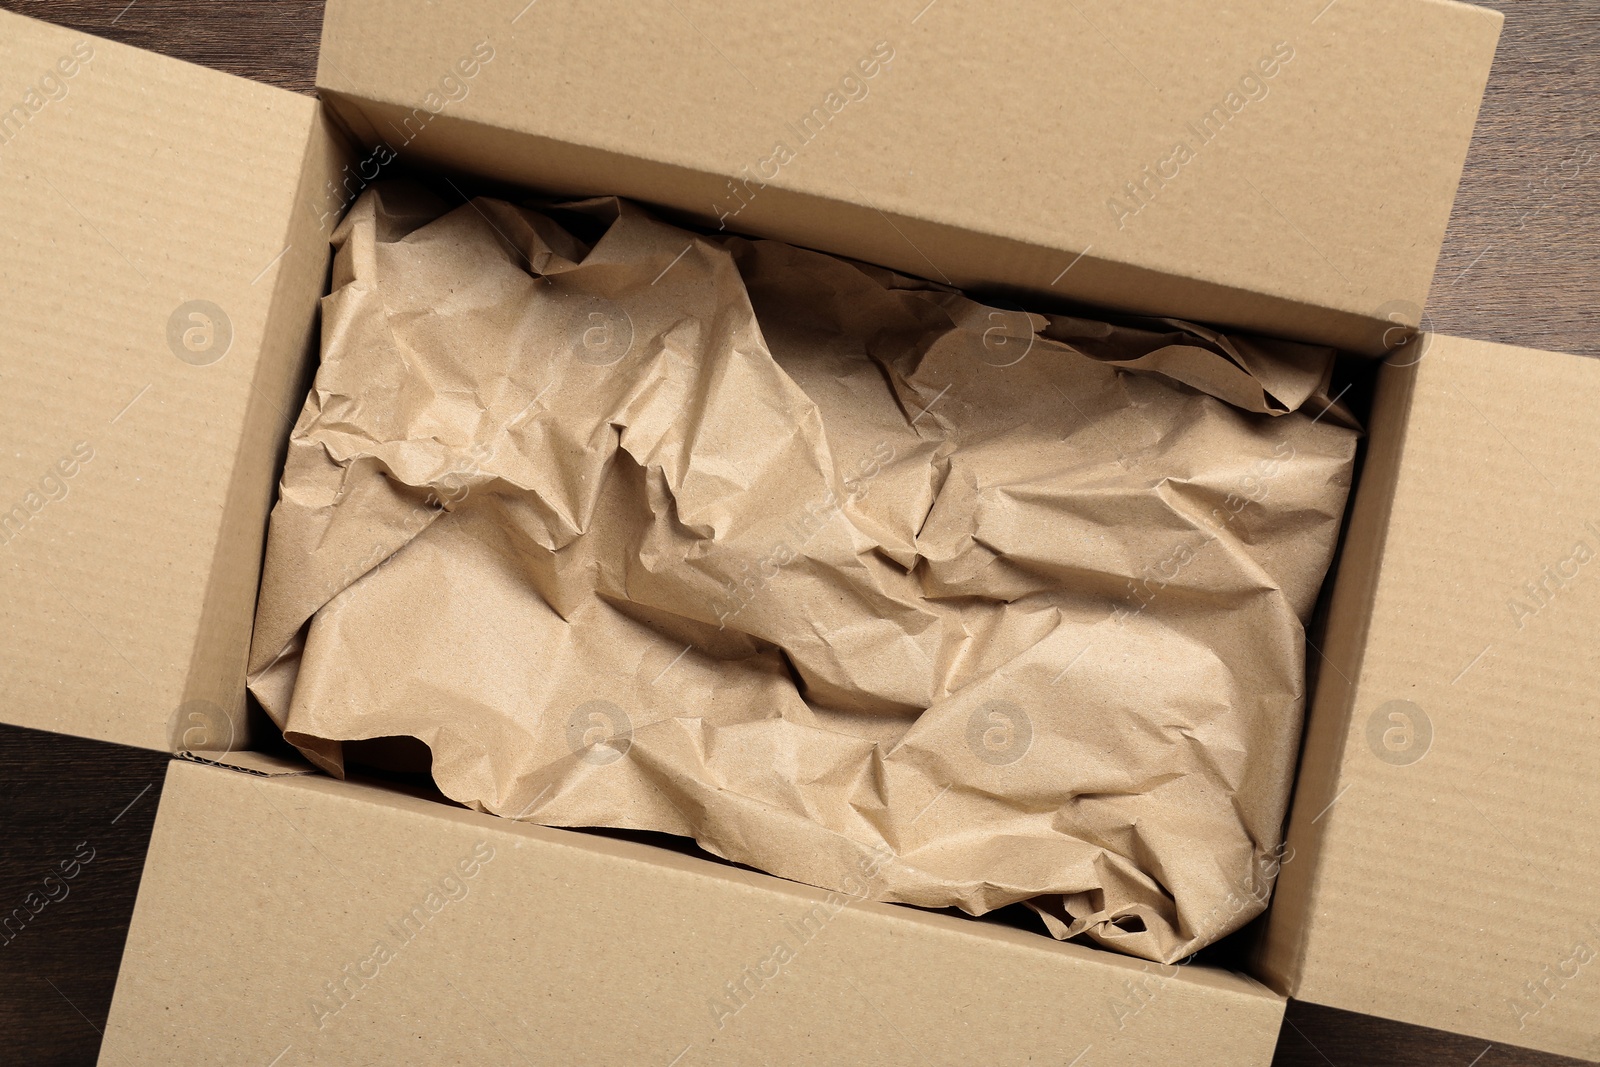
335,732 -> 1271,956
341,733 -> 1076,937
341,732 -> 1282,980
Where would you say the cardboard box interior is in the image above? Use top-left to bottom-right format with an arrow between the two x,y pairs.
3,2 -> 1596,1064
107,106 -> 1315,1067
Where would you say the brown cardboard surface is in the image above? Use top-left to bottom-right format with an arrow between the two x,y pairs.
1260,335 -> 1600,1062
0,11 -> 344,751
316,0 -> 1501,354
8,5 -> 1585,1061
101,758 -> 1285,1066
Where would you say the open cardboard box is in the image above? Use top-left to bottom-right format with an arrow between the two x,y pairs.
3,1 -> 1597,1063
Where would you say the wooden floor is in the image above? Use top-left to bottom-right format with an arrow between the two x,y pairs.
0,1 -> 1595,1064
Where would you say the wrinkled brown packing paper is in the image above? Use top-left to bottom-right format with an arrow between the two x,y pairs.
249,182 -> 1358,964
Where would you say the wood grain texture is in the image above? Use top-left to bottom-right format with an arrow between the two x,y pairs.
0,725 -> 167,1067
1426,0 -> 1600,360
0,1 -> 1593,1064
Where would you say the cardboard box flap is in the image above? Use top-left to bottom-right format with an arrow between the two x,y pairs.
316,0 -> 1501,355
102,760 -> 1286,1065
0,11 -> 349,752
1261,336 -> 1600,1063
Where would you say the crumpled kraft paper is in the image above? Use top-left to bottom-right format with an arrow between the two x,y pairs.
248,181 -> 1360,963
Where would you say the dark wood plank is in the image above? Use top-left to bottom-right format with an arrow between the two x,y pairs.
0,725 -> 167,1067
0,0 -> 324,92
1429,0 -> 1600,359
1274,1000 -> 1593,1067
0,1 -> 1593,1064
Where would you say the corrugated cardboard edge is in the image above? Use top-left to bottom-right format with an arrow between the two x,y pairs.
1254,340 -> 1422,991
177,749 -> 319,777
